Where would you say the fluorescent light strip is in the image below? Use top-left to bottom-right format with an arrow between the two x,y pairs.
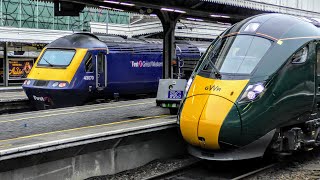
161,8 -> 174,12
103,1 -> 135,6
99,6 -> 111,9
104,0 -> 119,4
210,14 -> 230,18
120,2 -> 134,6
186,17 -> 203,21
161,8 -> 186,13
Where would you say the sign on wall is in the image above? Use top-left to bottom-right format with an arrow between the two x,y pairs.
9,59 -> 34,80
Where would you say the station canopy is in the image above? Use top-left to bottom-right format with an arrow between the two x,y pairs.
41,0 -> 269,24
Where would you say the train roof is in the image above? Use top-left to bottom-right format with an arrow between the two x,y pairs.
225,13 -> 320,40
47,33 -> 108,49
46,33 -> 205,55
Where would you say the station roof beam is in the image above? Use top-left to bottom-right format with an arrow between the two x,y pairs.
46,0 -> 269,78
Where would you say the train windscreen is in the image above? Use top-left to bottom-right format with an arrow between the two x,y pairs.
199,35 -> 271,75
38,49 -> 76,67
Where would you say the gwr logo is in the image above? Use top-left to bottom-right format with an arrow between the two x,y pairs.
205,85 -> 221,92
33,95 -> 45,101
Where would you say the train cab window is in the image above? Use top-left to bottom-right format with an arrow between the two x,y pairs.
38,49 -> 75,67
84,53 -> 93,72
292,47 -> 308,64
200,35 -> 271,75
97,53 -> 105,73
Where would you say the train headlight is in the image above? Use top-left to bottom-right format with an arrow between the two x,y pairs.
58,82 -> 67,88
240,83 -> 265,101
52,82 -> 59,87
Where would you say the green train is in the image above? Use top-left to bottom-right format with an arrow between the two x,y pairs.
178,13 -> 320,160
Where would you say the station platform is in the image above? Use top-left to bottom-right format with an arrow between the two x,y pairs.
0,87 -> 29,113
0,98 -> 175,160
0,86 -> 22,92
0,90 -> 27,103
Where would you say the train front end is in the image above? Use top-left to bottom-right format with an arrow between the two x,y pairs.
178,14 -> 320,160
22,34 -> 108,109
22,48 -> 86,108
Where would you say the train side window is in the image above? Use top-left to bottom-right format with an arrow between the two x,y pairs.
97,53 -> 105,73
85,53 -> 93,72
292,46 -> 308,64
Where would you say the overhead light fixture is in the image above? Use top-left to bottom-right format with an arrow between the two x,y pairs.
103,1 -> 135,6
99,6 -> 112,9
186,17 -> 204,21
210,14 -> 230,18
161,8 -> 186,13
99,5 -> 124,11
113,8 -> 124,11
120,2 -> 134,6
104,0 -> 119,4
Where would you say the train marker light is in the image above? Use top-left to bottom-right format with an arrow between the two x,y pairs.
58,82 -> 67,88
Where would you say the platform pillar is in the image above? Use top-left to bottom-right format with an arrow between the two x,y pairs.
3,42 -> 8,87
157,11 -> 180,79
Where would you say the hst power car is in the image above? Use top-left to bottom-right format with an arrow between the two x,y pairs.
179,13 -> 320,160
22,33 -> 202,108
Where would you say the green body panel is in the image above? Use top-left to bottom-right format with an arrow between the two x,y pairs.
181,14 -> 320,150
219,42 -> 317,147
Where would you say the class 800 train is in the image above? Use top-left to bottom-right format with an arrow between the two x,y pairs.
179,13 -> 320,160
22,33 -> 203,108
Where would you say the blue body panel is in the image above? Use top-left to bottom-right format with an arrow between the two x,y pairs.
22,34 -> 202,108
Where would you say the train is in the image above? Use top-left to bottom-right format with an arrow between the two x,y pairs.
22,33 -> 205,109
178,13 -> 320,160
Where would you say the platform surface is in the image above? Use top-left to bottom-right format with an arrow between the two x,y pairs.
0,90 -> 27,102
0,98 -> 176,157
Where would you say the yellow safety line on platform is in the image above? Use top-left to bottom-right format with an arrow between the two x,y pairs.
0,101 -> 154,124
0,114 -> 171,143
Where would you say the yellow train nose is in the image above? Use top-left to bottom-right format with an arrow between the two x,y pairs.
180,94 -> 235,150
179,75 -> 249,150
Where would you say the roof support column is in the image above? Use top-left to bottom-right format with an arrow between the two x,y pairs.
3,42 -> 8,86
157,11 -> 180,79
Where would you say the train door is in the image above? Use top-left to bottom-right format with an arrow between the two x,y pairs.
92,50 -> 107,90
315,43 -> 320,110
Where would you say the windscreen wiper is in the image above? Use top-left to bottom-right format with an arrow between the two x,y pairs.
208,60 -> 222,79
42,57 -> 54,67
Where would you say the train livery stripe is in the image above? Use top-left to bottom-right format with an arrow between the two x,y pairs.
27,48 -> 87,83
180,75 -> 248,150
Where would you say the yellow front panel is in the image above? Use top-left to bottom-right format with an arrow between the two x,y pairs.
180,95 -> 208,146
187,75 -> 249,102
27,48 -> 88,83
180,75 -> 249,150
198,96 -> 234,149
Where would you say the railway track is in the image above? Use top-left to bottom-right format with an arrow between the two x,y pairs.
144,158 -> 276,180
